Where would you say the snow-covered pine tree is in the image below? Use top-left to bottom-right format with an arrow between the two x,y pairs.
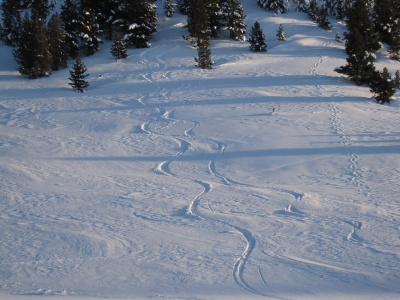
221,0 -> 246,41
80,8 -> 102,56
13,11 -> 52,79
177,0 -> 190,14
118,0 -> 158,48
276,23 -> 286,41
369,67 -> 397,104
326,0 -> 350,20
335,29 -> 376,85
207,0 -> 223,38
335,0 -> 380,85
80,0 -> 121,40
195,37 -> 213,68
110,32 -> 128,59
374,0 -> 393,44
47,12 -> 68,71
0,0 -> 22,46
375,0 -> 400,60
394,70 -> 400,88
187,0 -> 211,44
307,0 -> 319,21
257,0 -> 290,14
104,0 -> 123,40
60,0 -> 81,58
345,0 -> 380,55
294,0 -> 309,13
248,21 -> 267,52
164,0 -> 175,17
69,55 -> 89,92
316,5 -> 331,30
388,25 -> 400,60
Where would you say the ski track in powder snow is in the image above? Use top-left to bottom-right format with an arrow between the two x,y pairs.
136,34 -> 270,297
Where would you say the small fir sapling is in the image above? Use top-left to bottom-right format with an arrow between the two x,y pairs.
69,56 -> 90,92
276,24 -> 286,41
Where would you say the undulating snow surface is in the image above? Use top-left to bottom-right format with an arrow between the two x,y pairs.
1,1 -> 399,299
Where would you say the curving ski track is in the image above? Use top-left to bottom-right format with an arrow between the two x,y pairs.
135,30 -> 288,299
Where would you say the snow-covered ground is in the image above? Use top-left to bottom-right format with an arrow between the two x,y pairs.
1,1 -> 399,299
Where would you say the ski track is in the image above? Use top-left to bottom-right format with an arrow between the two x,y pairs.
137,48 -> 266,295
208,139 -> 252,187
145,104 -> 265,296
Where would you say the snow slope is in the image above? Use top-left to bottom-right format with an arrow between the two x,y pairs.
0,1 -> 400,299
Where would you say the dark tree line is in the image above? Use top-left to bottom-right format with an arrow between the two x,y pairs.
1,0 -> 158,78
334,0 -> 399,103
2,0 -> 399,100
185,0 -> 247,68
183,0 -> 247,41
13,11 -> 67,79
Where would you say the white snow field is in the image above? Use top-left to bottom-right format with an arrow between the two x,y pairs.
1,1 -> 400,299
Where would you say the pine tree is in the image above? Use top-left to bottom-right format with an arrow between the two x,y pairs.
13,11 -> 52,79
394,70 -> 400,88
177,0 -> 190,14
69,56 -> 89,92
195,37 -> 213,68
276,24 -> 286,41
164,0 -> 175,17
388,28 -> 400,61
187,0 -> 211,45
102,0 -> 122,40
386,3 -> 400,61
257,0 -> 290,14
60,0 -> 81,58
307,0 -> 319,21
369,67 -> 397,104
207,0 -> 223,38
118,0 -> 158,48
335,30 -> 376,85
110,32 -> 128,59
13,13 -> 33,76
295,0 -> 309,13
80,8 -> 102,56
335,0 -> 379,85
248,21 -> 267,52
221,0 -> 246,41
0,0 -> 22,46
31,10 -> 52,78
316,5 -> 331,30
80,0 -> 121,40
374,0 -> 395,44
28,0 -> 52,19
326,0 -> 350,20
384,0 -> 400,60
345,0 -> 380,55
47,12 -> 68,71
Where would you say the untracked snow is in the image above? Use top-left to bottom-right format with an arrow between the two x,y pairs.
0,1 -> 399,299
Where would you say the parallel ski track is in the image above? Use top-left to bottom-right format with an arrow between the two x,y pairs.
137,36 -> 286,299
145,106 -> 269,296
